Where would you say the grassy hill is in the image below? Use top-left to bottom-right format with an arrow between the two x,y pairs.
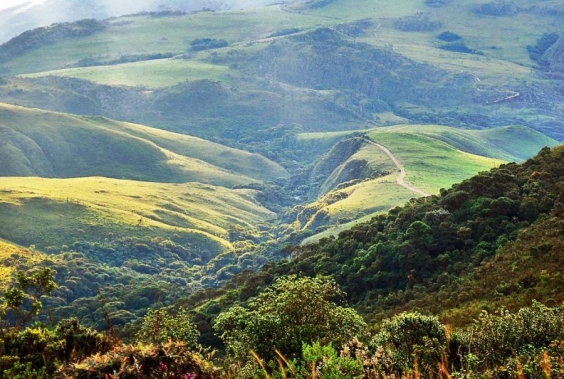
0,102 -> 288,184
295,124 -> 558,243
1,0 -> 562,76
0,239 -> 46,287
192,144 -> 564,335
0,0 -> 561,146
0,176 -> 274,252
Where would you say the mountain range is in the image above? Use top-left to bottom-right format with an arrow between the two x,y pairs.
0,1 -> 563,375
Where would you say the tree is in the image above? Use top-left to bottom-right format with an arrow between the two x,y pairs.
0,268 -> 57,330
136,307 -> 199,347
372,312 -> 446,374
215,275 -> 367,363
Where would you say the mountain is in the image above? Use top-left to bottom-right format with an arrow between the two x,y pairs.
0,1 -> 564,377
0,102 -> 283,282
183,144 -> 564,348
0,0 -> 308,44
286,124 -> 557,243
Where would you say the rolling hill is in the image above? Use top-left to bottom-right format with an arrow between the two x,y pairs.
0,0 -> 561,144
0,1 -> 563,365
0,102 -> 283,277
292,124 -> 558,243
0,102 -> 288,184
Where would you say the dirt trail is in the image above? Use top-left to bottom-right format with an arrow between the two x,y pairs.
365,140 -> 431,197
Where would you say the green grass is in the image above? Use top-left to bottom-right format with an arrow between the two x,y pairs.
22,59 -> 232,88
296,130 -> 363,159
5,0 -> 562,79
0,177 -> 274,251
0,102 -> 288,184
1,8 -> 324,76
0,240 -> 44,287
300,124 -> 557,242
366,124 -> 557,192
302,174 -> 416,244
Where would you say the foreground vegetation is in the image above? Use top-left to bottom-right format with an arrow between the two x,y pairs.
1,270 -> 563,378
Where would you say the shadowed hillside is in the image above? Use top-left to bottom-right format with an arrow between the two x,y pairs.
0,102 -> 288,184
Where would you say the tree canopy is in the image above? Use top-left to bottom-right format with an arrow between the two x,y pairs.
214,275 -> 367,362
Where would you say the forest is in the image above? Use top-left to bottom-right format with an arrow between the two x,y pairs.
0,0 -> 564,377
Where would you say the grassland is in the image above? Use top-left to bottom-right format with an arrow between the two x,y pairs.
3,8 -> 324,76
300,124 -> 558,242
0,239 -> 41,286
0,177 -> 274,251
366,124 -> 557,192
22,59 -> 232,88
0,102 -> 287,254
0,102 -> 288,183
3,0 -> 562,88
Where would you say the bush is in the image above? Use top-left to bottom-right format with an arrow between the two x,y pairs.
55,342 -> 217,378
371,312 -> 446,375
136,307 -> 199,347
437,31 -> 462,42
527,32 -> 559,64
439,41 -> 481,55
190,38 -> 228,51
215,275 -> 367,363
460,301 -> 564,374
474,1 -> 515,16
394,16 -> 443,32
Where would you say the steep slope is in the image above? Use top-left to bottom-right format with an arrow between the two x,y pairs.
184,144 -> 564,348
284,124 -> 558,243
0,102 -> 288,184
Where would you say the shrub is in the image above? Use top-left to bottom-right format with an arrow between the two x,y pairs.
394,16 -> 443,32
215,275 -> 367,363
439,41 -> 481,55
527,32 -> 559,64
460,301 -> 564,374
371,312 -> 446,375
474,1 -> 516,16
190,38 -> 228,51
437,31 -> 462,42
136,307 -> 199,347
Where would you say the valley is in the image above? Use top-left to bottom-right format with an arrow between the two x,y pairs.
0,0 -> 563,377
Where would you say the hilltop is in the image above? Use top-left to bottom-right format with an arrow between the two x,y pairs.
0,0 -> 561,142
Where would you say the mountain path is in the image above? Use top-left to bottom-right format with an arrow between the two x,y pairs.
365,139 -> 431,197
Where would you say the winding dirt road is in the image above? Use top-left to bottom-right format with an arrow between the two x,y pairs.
366,140 -> 431,197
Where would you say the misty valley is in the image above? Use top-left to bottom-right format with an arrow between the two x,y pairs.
0,0 -> 563,377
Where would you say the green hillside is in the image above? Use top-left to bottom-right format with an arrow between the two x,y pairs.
0,102 -> 287,184
0,176 -> 273,251
0,0 -> 561,145
2,0 -> 562,77
0,2 -> 563,377
183,144 -> 564,345
289,124 -> 557,243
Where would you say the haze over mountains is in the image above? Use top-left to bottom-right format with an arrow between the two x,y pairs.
0,0 -> 564,376
0,0 -> 304,43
